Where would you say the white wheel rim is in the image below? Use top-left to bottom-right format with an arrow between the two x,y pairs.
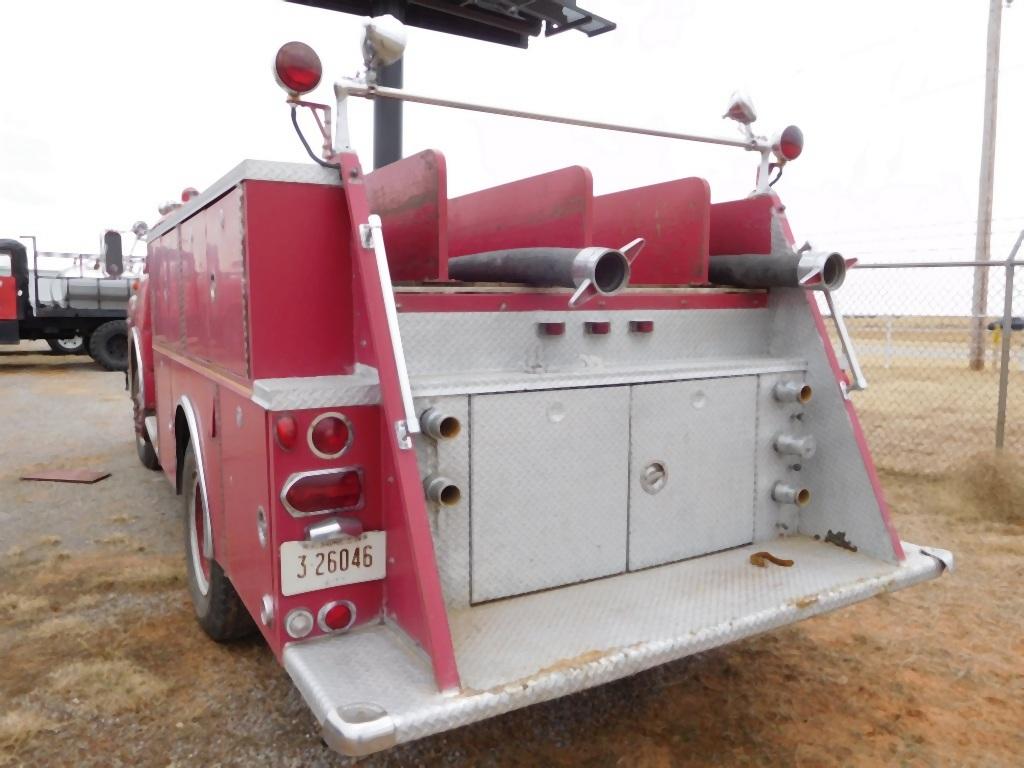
56,336 -> 82,350
188,475 -> 211,596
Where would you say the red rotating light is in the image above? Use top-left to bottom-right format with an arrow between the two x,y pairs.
181,187 -> 199,203
322,602 -> 352,631
274,41 -> 322,95
310,414 -> 351,458
777,125 -> 804,161
275,416 -> 298,450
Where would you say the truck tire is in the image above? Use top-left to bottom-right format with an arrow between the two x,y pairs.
129,363 -> 161,471
47,336 -> 86,355
136,432 -> 161,471
88,320 -> 129,371
181,443 -> 255,641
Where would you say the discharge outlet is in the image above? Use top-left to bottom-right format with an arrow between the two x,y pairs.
772,482 -> 811,506
774,433 -> 817,460
423,474 -> 461,507
773,381 -> 813,404
419,408 -> 462,440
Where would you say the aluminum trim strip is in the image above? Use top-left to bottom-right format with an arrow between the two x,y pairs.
148,160 -> 343,240
251,365 -> 381,410
251,359 -> 807,406
409,357 -> 807,397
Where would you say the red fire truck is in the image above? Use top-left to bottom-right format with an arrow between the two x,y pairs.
128,15 -> 952,757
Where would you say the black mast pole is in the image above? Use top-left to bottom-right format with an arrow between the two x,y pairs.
372,0 -> 404,169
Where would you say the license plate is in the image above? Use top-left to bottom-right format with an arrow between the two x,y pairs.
279,531 -> 386,597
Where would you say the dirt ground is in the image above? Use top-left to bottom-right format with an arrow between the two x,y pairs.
1,341 -> 1022,767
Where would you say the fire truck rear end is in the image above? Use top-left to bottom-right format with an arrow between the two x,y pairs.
127,22 -> 951,757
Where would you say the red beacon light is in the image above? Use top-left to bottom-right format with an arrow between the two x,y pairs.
774,125 -> 804,163
274,41 -> 322,97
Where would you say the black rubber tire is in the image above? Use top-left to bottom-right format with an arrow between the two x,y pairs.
47,336 -> 86,355
129,364 -> 161,471
136,431 -> 161,470
181,443 -> 255,642
88,320 -> 129,371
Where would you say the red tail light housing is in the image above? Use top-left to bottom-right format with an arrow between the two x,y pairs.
274,41 -> 322,96
308,412 -> 352,459
282,468 -> 363,517
275,415 -> 298,450
318,600 -> 356,633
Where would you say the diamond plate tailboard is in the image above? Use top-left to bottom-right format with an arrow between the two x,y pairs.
282,538 -> 950,757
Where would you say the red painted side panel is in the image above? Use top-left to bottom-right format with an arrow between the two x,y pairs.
219,388 -> 275,637
150,229 -> 184,350
205,189 -> 249,378
447,166 -> 593,257
266,405 -> 384,656
592,178 -> 711,285
338,151 -> 460,691
708,194 -> 776,255
244,181 -> 355,379
365,149 -> 449,282
181,215 -> 210,358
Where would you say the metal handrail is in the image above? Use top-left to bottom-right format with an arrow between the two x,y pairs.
335,81 -> 760,152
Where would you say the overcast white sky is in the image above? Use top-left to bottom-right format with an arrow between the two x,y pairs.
1,0 -> 1022,272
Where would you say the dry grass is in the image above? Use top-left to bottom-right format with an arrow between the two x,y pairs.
0,709 -> 58,752
0,593 -> 51,620
48,659 -> 169,716
952,452 -> 1024,524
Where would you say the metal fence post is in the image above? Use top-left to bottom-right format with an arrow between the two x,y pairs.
995,230 -> 1024,449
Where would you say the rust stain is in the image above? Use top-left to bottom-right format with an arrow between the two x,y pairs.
462,648 -> 621,698
749,551 -> 795,568
793,595 -> 819,610
825,530 -> 858,552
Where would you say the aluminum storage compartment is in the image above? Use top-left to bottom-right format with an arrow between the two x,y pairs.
469,386 -> 631,602
627,376 -> 758,570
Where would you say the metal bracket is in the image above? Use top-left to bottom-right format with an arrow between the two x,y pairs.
822,286 -> 867,393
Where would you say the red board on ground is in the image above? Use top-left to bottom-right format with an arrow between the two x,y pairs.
592,178 -> 711,285
21,469 -> 111,484
447,166 -> 593,257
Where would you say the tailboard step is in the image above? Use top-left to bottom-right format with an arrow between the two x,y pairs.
283,538 -> 949,756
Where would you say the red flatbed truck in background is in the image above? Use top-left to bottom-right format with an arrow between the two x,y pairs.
127,12 -> 952,757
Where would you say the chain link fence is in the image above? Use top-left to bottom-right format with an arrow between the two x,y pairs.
820,241 -> 1023,474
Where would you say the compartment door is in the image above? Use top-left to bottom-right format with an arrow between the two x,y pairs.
628,377 -> 757,570
470,387 -> 630,603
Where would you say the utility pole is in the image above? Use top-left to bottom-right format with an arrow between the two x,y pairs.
969,0 -> 1006,370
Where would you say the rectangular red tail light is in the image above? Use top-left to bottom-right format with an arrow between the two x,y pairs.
282,468 -> 363,517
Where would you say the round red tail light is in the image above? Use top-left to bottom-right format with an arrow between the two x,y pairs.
776,124 -> 804,162
309,412 -> 352,459
274,41 -> 322,96
318,601 -> 355,633
275,415 -> 298,450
